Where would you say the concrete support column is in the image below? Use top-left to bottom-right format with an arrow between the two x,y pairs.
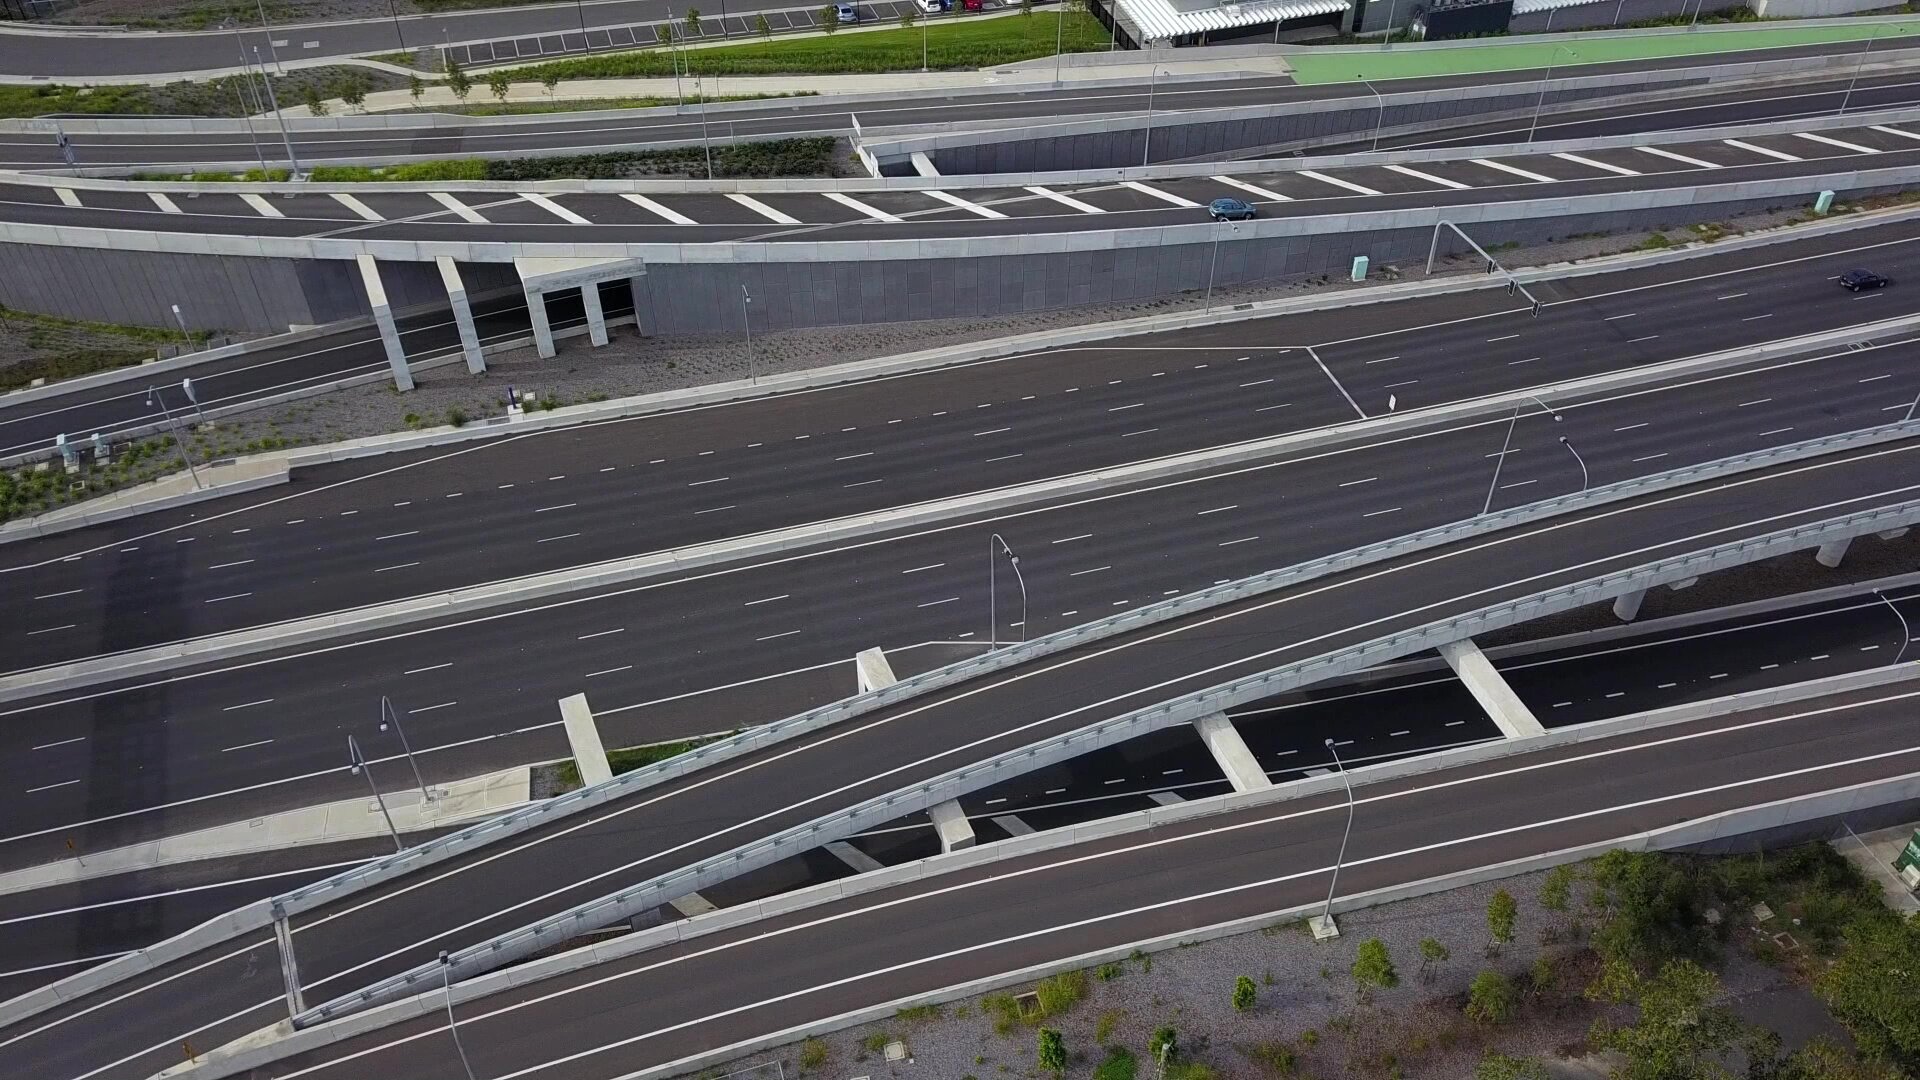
827,841 -> 885,872
271,901 -> 306,1017
669,892 -> 717,918
526,287 -> 556,359
1193,712 -> 1271,792
1437,639 -> 1546,740
929,800 -> 976,853
355,253 -> 413,391
434,256 -> 486,374
1817,537 -> 1853,569
1613,589 -> 1646,622
557,693 -> 611,788
1667,577 -> 1698,591
855,647 -> 898,694
1881,528 -> 1910,540
581,283 -> 609,348
909,151 -> 940,176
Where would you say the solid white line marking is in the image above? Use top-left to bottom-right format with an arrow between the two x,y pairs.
1052,534 -> 1092,544
823,192 -> 902,223
923,189 -> 1006,218
404,662 -> 454,673
1383,164 -> 1470,190
620,193 -> 697,225
1724,138 -> 1799,162
744,595 -> 790,606
688,477 -> 730,487
902,564 -> 945,574
428,192 -> 487,224
1219,536 -> 1259,547
1025,185 -> 1107,214
207,559 -> 255,570
520,193 -> 591,225
585,666 -> 633,678
1795,131 -> 1878,154
32,737 -> 85,751
202,592 -> 251,604
723,193 -> 799,225
222,699 -> 273,712
1298,170 -> 1381,195
374,562 -> 421,573
1553,152 -> 1639,177
408,701 -> 457,714
1070,566 -> 1111,576
535,503 -> 577,514
33,589 -> 82,600
240,192 -> 287,217
1870,124 -> 1920,143
375,531 -> 419,541
1339,476 -> 1377,487
1198,505 -> 1238,515
26,780 -> 79,793
1211,175 -> 1291,202
331,193 -> 382,221
1120,180 -> 1200,208
918,597 -> 959,608
756,630 -> 803,642
1472,158 -> 1555,183
222,739 -> 274,753
148,192 -> 182,214
1636,145 -> 1721,170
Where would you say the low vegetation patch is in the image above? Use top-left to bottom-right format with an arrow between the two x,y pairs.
135,137 -> 841,183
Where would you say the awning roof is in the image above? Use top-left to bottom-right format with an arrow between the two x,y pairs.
1510,0 -> 1608,14
1116,0 -> 1349,42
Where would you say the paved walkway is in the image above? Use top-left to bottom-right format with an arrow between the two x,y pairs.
1832,820 -> 1920,916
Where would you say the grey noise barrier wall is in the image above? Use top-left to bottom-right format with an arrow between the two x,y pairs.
179,662 -> 1920,1080
295,418 -> 1920,1025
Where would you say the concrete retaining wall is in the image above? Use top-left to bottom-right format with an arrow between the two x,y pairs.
1751,0 -> 1894,17
1508,0 -> 1746,33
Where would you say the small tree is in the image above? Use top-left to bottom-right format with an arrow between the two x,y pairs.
1232,975 -> 1257,1012
407,72 -> 425,107
820,5 -> 839,31
1475,1052 -> 1549,1080
1486,889 -> 1518,956
658,22 -> 676,47
1417,937 -> 1449,984
337,74 -> 367,113
685,7 -> 702,35
1540,864 -> 1576,914
1351,938 -> 1398,1003
1590,959 -> 1743,1079
1020,0 -> 1033,14
1465,971 -> 1519,1024
541,71 -> 560,99
486,70 -> 512,103
1816,915 -> 1920,1073
301,84 -> 329,116
1037,1028 -> 1067,1075
755,12 -> 773,36
900,5 -> 916,27
446,58 -> 472,102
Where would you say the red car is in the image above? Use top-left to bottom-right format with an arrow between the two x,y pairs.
961,0 -> 983,10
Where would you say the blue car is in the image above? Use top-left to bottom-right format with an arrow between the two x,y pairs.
1208,197 -> 1256,221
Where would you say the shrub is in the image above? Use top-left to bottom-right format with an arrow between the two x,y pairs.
1418,937 -> 1449,983
1095,962 -> 1123,981
1541,864 -> 1576,913
445,406 -> 469,427
1094,1009 -> 1122,1043
1033,971 -> 1085,1018
1148,1027 -> 1178,1066
896,1003 -> 940,1022
982,993 -> 1021,1035
1475,1052 -> 1549,1080
1244,1040 -> 1297,1075
1037,1028 -> 1066,1074
859,1032 -> 890,1054
798,1038 -> 828,1071
1351,938 -> 1399,1000
1466,971 -> 1518,1024
1093,1045 -> 1136,1080
1486,890 -> 1518,955
1232,975 -> 1257,1012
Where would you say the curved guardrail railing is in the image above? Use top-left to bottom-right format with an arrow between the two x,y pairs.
293,418 -> 1920,1025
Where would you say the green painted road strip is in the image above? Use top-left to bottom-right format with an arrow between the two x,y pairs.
1287,21 -> 1920,83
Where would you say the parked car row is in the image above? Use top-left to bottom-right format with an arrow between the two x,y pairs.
833,0 -> 985,22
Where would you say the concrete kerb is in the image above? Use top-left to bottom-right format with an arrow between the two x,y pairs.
1290,10 -> 1920,52
0,458 -> 289,541
155,662 -> 1920,1080
297,422 -> 1920,1025
5,311 -> 1910,705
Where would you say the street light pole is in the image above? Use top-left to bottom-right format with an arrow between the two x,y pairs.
1317,737 -> 1357,935
1905,385 -> 1919,422
988,532 -> 1027,646
146,385 -> 203,490
439,951 -> 479,1080
385,0 -> 406,51
348,734 -> 404,853
1559,435 -> 1588,492
1054,0 -> 1064,83
1483,395 -> 1560,515
1360,76 -> 1384,153
1843,28 -> 1889,115
253,45 -> 303,177
575,0 -> 594,49
1527,46 -> 1574,145
254,0 -> 284,73
229,33 -> 270,174
1204,220 -> 1235,311
1878,589 -> 1914,667
378,696 -> 432,803
695,76 -> 714,179
1141,67 -> 1160,167
740,285 -> 755,383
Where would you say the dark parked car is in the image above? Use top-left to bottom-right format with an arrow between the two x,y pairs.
1208,197 -> 1256,222
1839,268 -> 1890,291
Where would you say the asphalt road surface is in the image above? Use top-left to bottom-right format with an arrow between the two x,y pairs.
3,578 -> 1908,1003
12,117 -> 1920,243
4,426 -> 1915,1080
247,678 -> 1920,1080
3,302 -> 1915,867
9,216 -> 1920,676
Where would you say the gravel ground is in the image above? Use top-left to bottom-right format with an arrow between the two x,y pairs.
698,866 -> 1840,1080
48,0 -> 452,29
203,201 -> 1832,451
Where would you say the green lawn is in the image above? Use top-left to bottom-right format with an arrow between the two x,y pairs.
1286,19 -> 1920,83
511,10 -> 1112,80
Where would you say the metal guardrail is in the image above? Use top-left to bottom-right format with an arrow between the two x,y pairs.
294,417 -> 1920,1025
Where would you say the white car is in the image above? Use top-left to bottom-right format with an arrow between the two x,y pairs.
919,0 -> 941,10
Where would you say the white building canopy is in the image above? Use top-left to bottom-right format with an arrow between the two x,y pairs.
1116,0 -> 1349,42
1510,0 -> 1608,14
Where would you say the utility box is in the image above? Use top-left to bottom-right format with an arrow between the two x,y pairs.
1895,828 -> 1920,889
1351,255 -> 1369,282
1815,190 -> 1836,216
